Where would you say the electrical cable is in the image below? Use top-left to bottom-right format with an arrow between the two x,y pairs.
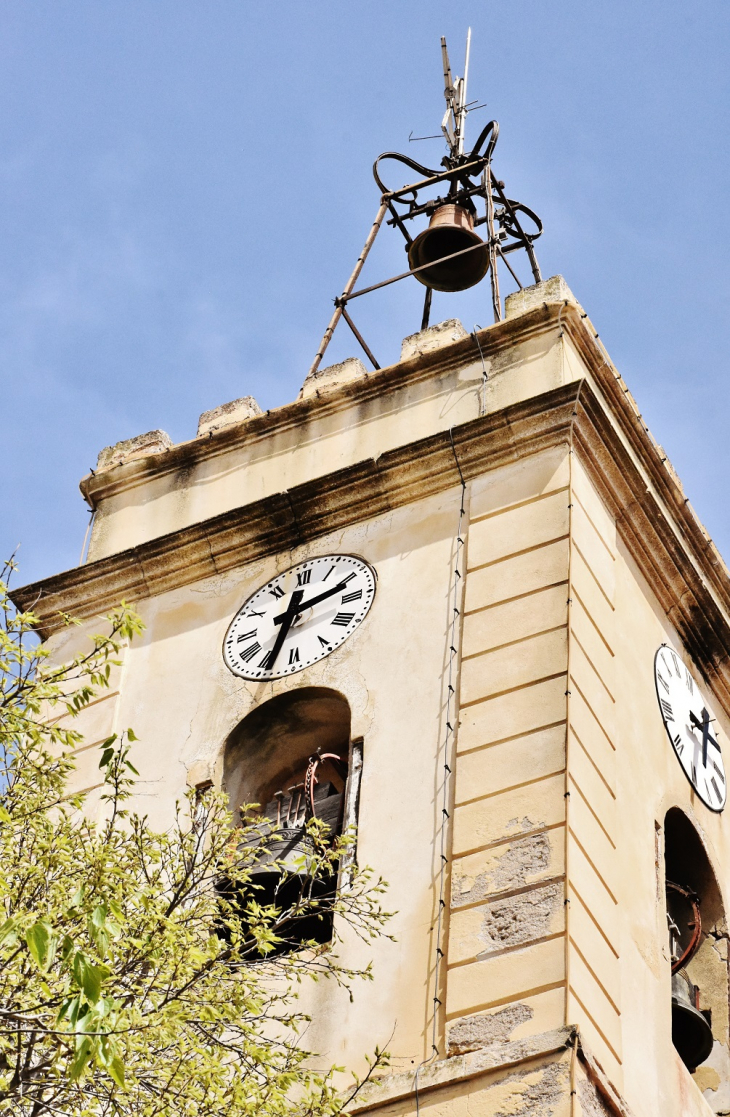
414,430 -> 466,1115
472,326 -> 489,416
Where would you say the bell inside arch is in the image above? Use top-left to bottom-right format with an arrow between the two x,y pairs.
671,971 -> 714,1070
408,204 -> 489,292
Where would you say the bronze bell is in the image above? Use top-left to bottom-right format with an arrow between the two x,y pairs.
408,204 -> 489,292
671,971 -> 714,1069
248,826 -> 316,879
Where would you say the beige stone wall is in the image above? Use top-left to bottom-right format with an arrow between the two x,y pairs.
82,322 -> 571,564
562,451 -> 730,1117
26,283 -> 730,1117
447,445 -> 570,1056
565,456 -> 622,1087
49,485 -> 469,1072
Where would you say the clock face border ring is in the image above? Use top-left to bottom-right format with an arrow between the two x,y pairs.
222,553 -> 377,682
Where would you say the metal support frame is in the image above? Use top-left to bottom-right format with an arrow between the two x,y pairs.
307,37 -> 544,379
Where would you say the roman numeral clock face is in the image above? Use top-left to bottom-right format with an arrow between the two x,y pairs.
654,646 -> 726,812
223,555 -> 376,681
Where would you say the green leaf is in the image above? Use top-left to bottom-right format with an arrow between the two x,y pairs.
0,917 -> 18,949
26,922 -> 56,970
126,728 -> 138,741
69,1037 -> 92,1081
0,803 -> 11,823
99,748 -> 115,769
107,898 -> 123,920
91,904 -> 107,929
109,1056 -> 126,1089
72,952 -> 106,1004
68,886 -> 84,909
78,956 -> 108,1004
56,995 -> 80,1026
92,928 -> 110,959
84,965 -> 103,1003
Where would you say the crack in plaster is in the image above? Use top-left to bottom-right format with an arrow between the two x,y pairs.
507,815 -> 542,833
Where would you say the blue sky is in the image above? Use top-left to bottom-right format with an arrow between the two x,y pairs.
1,1 -> 729,587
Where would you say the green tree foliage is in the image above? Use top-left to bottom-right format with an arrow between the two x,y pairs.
0,560 -> 389,1116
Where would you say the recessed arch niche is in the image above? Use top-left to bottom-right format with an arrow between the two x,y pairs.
223,686 -> 352,820
222,687 -> 360,952
664,807 -> 728,1086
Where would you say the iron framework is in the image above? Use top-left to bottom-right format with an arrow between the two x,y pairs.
308,34 -> 544,378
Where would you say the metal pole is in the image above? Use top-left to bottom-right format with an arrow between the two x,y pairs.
344,237 -> 487,303
458,28 -> 471,157
526,241 -> 542,284
497,246 -> 524,290
484,166 -> 501,322
307,199 -> 389,379
421,286 -> 433,331
340,306 -> 381,370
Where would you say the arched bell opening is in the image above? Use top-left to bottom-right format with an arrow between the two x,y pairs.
222,688 -> 359,953
664,808 -> 728,1079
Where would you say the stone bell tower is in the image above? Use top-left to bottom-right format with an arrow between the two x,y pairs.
16,274 -> 730,1117
13,33 -> 730,1117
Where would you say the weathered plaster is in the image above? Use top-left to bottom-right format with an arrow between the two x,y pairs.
18,276 -> 730,1117
448,1005 -> 534,1056
476,884 -> 563,955
196,395 -> 262,436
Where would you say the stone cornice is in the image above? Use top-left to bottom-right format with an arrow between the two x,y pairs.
562,308 -> 730,606
13,382 -> 581,635
77,302 -> 569,507
346,1028 -> 573,1113
573,385 -> 730,707
345,1028 -> 633,1117
12,303 -> 730,714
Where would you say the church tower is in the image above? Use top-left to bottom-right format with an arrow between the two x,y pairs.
14,37 -> 730,1117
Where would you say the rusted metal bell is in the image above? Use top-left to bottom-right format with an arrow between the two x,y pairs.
408,204 -> 489,292
248,827 -> 316,879
671,972 -> 714,1069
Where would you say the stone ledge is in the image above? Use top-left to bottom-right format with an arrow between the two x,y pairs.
347,1027 -> 572,1112
13,382 -> 582,634
196,396 -> 262,437
96,431 -> 172,471
299,357 -> 368,399
347,1028 -> 636,1117
400,318 -> 469,361
505,275 -> 583,320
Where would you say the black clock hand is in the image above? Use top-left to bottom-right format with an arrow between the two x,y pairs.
265,589 -> 304,668
273,580 -> 348,624
690,708 -> 719,768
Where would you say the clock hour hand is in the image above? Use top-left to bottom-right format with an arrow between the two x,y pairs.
690,707 -> 718,768
273,580 -> 347,624
264,589 -> 304,669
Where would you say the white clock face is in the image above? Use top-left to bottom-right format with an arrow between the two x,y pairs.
223,554 -> 376,681
654,645 -> 726,812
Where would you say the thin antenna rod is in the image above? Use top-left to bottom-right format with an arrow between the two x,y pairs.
440,37 -> 455,155
459,28 -> 471,156
441,37 -> 453,101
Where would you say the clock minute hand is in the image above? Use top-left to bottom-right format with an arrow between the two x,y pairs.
265,589 -> 304,669
273,580 -> 347,624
